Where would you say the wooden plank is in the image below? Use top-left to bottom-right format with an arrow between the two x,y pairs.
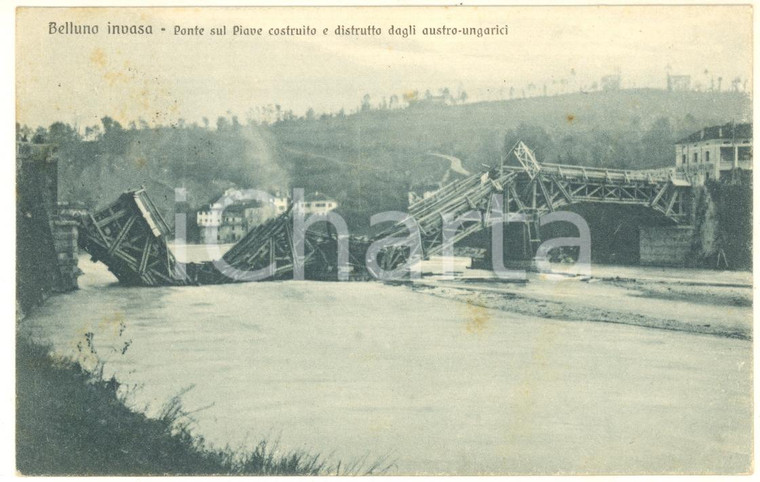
106,214 -> 138,256
649,183 -> 669,207
94,208 -> 132,229
138,237 -> 152,274
88,213 -> 110,246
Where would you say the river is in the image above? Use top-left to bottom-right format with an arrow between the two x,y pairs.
20,254 -> 752,474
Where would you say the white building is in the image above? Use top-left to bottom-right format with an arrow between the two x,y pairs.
273,195 -> 289,214
196,203 -> 223,227
196,190 -> 337,243
294,192 -> 339,215
675,122 -> 752,179
196,203 -> 223,243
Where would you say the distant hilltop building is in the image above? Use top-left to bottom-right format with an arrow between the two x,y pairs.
675,122 -> 752,179
407,94 -> 451,108
600,74 -> 621,91
405,89 -> 456,108
667,74 -> 691,92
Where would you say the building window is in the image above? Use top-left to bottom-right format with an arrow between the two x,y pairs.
694,152 -> 699,164
682,154 -> 686,165
705,151 -> 710,163
720,146 -> 734,163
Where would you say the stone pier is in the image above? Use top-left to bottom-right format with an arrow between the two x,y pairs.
639,225 -> 695,267
16,142 -> 80,314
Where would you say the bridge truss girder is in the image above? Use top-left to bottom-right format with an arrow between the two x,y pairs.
377,145 -> 691,271
506,172 -> 689,224
79,190 -> 187,286
78,143 -> 694,285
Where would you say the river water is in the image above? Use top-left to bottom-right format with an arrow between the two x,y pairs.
20,254 -> 752,474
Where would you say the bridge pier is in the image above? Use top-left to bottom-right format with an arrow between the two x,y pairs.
16,142 -> 80,314
639,225 -> 695,267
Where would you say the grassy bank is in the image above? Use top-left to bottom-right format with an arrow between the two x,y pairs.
16,335 -> 378,475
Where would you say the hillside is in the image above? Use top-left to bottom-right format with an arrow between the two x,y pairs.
272,88 -> 750,230
22,88 -> 751,233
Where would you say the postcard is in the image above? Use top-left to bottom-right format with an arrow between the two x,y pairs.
15,5 -> 753,476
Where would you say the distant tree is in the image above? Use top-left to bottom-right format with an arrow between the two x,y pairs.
32,126 -> 47,144
361,94 -> 371,112
305,107 -> 315,120
216,116 -> 229,131
100,116 -> 122,135
84,124 -> 101,140
16,123 -> 32,141
732,77 -> 741,92
48,122 -> 79,145
459,90 -> 468,103
640,117 -> 675,168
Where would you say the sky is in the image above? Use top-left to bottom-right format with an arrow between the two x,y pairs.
16,5 -> 753,129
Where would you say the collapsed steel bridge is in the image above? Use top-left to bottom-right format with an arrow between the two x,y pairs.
78,142 -> 695,286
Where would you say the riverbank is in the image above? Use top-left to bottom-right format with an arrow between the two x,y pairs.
19,257 -> 752,474
410,268 -> 752,340
15,334 -> 351,475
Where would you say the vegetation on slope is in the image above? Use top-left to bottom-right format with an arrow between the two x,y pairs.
16,335 -> 388,475
17,88 -> 751,235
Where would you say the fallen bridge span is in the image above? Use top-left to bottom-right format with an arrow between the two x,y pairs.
78,142 -> 698,286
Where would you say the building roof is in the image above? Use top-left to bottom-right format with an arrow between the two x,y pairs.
234,200 -> 265,209
676,122 -> 752,144
224,204 -> 248,214
304,192 -> 335,202
197,203 -> 217,213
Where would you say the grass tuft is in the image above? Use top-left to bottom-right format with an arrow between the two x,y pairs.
16,335 -> 391,475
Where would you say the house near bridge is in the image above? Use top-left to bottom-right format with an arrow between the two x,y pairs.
675,122 -> 752,180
